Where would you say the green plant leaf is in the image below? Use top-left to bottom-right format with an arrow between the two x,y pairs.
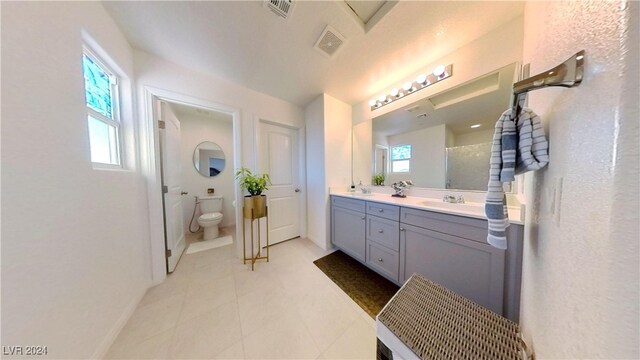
235,167 -> 271,196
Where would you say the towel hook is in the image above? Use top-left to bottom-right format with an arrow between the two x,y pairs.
511,50 -> 585,118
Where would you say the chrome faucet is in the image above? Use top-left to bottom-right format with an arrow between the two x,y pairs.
443,194 -> 465,203
443,195 -> 456,203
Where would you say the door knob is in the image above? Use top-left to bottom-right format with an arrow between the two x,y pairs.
181,191 -> 189,195
295,188 -> 301,193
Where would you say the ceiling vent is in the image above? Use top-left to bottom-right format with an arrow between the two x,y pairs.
314,25 -> 346,58
264,0 -> 294,19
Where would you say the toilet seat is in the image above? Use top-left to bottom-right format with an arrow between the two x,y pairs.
199,212 -> 223,222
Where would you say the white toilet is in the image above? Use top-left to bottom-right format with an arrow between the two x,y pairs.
197,195 -> 224,240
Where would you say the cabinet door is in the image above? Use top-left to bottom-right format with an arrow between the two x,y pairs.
400,223 -> 505,314
331,206 -> 366,262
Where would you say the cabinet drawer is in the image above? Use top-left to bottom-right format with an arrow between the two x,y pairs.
366,215 -> 399,251
366,242 -> 399,282
331,196 -> 366,213
366,202 -> 399,221
401,207 -> 488,243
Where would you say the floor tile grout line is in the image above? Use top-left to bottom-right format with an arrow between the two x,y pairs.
109,238 -> 374,360
315,315 -> 364,360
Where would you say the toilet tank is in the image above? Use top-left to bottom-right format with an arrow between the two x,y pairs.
198,195 -> 223,213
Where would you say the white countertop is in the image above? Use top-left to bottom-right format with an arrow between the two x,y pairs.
330,191 -> 524,225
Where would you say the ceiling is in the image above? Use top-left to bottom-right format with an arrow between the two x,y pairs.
103,1 -> 524,107
373,62 -> 517,137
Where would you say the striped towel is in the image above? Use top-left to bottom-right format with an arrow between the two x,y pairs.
485,107 -> 548,249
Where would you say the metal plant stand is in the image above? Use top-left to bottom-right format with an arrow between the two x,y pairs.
242,206 -> 269,270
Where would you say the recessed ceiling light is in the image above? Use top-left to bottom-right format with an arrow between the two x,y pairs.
470,124 -> 481,128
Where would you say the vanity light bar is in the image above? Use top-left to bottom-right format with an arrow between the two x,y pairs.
369,64 -> 453,111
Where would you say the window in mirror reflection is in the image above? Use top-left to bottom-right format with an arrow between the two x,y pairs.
391,145 -> 411,173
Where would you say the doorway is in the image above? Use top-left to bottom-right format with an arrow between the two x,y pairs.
143,87 -> 243,283
159,101 -> 237,272
374,145 -> 388,179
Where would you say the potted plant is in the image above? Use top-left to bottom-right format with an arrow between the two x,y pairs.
235,167 -> 271,218
373,173 -> 385,186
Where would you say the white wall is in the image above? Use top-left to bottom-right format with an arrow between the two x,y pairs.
305,96 -> 326,249
519,1 -> 639,358
175,110 -> 235,231
304,94 -> 352,250
134,50 -> 305,277
453,129 -> 494,146
387,125 -> 447,188
324,94 -> 353,189
1,2 -> 151,358
353,120 -> 372,184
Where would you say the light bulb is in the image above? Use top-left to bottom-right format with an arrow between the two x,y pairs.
433,65 -> 446,77
470,124 -> 481,128
369,99 -> 376,107
403,82 -> 413,91
390,88 -> 399,97
378,95 -> 387,102
416,74 -> 427,85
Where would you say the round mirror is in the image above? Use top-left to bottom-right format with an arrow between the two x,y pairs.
193,141 -> 225,177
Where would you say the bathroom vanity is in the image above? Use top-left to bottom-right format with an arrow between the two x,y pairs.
330,193 -> 523,322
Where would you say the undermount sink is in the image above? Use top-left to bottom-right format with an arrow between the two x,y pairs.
419,199 -> 484,215
348,192 -> 373,197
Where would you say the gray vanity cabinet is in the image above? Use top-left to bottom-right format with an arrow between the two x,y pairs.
400,223 -> 505,314
329,195 -> 523,322
330,197 -> 366,262
399,207 -> 523,321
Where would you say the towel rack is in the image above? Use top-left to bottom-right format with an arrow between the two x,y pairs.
511,50 -> 585,116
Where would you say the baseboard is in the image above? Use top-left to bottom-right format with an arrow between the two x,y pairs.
308,235 -> 329,251
91,286 -> 148,359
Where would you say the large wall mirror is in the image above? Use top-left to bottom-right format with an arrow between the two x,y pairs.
193,141 -> 225,177
365,63 -> 518,192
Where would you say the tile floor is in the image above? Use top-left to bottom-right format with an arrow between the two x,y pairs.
106,230 -> 377,359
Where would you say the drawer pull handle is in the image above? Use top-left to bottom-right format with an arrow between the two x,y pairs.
378,229 -> 384,233
377,258 -> 383,262
400,227 -> 405,231
361,216 -> 366,220
378,209 -> 384,212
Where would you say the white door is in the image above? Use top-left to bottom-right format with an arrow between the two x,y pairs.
259,122 -> 301,245
159,101 -> 186,273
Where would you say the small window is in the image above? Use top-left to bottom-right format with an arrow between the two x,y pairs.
391,144 -> 411,173
82,50 -> 121,167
